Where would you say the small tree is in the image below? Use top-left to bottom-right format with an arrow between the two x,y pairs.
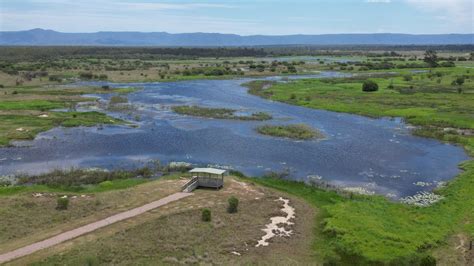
201,208 -> 211,222
227,196 -> 239,213
56,196 -> 69,210
423,50 -> 439,68
362,80 -> 379,92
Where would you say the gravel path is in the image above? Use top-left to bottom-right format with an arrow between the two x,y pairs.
0,192 -> 192,264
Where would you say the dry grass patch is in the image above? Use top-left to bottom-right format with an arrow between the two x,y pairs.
10,177 -> 315,265
0,178 -> 186,253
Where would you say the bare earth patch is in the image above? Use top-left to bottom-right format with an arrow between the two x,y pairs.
256,197 -> 295,247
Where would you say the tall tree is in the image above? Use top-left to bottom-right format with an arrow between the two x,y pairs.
423,50 -> 439,68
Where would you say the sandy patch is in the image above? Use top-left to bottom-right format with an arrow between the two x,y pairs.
256,197 -> 295,247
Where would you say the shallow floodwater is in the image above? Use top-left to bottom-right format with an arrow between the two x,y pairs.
0,72 -> 469,198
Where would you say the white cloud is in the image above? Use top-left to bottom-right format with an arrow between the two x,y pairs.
405,0 -> 473,25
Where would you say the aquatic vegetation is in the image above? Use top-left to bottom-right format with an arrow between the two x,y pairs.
343,186 -> 375,195
399,191 -> 444,207
109,95 -> 128,105
172,105 -> 272,121
256,124 -> 324,140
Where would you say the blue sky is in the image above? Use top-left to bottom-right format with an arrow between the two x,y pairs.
0,0 -> 472,34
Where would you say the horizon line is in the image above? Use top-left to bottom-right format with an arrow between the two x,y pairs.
2,28 -> 473,36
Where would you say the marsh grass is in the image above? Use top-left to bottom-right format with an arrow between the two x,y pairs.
0,85 -> 130,146
256,124 -> 324,140
172,105 -> 272,121
16,168 -> 153,188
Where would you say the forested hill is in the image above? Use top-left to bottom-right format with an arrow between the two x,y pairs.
1,29 -> 472,46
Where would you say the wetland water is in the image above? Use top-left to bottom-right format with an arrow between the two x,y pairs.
0,72 -> 469,198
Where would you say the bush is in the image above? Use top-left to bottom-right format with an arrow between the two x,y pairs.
79,72 -> 94,79
201,208 -> 211,222
453,76 -> 465,86
49,75 -> 62,82
362,80 -> 379,92
56,196 -> 69,210
419,255 -> 436,266
227,196 -> 239,213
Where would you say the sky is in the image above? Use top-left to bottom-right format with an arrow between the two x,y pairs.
0,0 -> 472,35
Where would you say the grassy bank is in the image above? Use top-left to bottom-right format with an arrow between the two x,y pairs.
256,124 -> 324,140
244,65 -> 474,264
249,161 -> 473,265
172,105 -> 272,121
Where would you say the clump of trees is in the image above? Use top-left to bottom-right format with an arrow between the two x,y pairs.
362,80 -> 379,92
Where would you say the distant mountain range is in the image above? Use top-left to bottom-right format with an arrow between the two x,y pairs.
0,29 -> 472,46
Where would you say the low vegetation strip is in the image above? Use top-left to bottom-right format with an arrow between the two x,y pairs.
171,105 -> 272,121
256,124 -> 324,140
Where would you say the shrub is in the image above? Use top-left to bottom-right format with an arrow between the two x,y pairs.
439,61 -> 455,67
419,255 -> 436,266
403,75 -> 413,81
99,180 -> 113,187
49,75 -> 62,82
362,80 -> 379,92
201,208 -> 211,222
453,76 -> 465,86
79,72 -> 94,79
84,256 -> 100,266
56,196 -> 69,210
227,196 -> 239,213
